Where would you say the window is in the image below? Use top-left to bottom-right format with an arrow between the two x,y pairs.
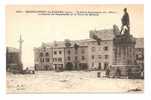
59,51 -> 62,54
58,58 -> 62,62
82,56 -> 85,60
75,56 -> 78,60
105,55 -> 109,59
92,55 -> 95,59
75,50 -> 78,54
104,62 -> 109,70
81,49 -> 85,54
98,63 -> 101,70
91,47 -> 95,52
40,52 -> 43,57
67,56 -> 71,60
54,51 -> 57,55
46,58 -> 49,62
92,62 -> 94,67
68,50 -> 70,54
53,58 -> 57,62
45,52 -> 49,56
40,58 -> 43,62
98,55 -> 102,59
104,46 -> 108,51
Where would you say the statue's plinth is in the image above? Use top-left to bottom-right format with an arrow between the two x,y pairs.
110,33 -> 141,78
110,65 -> 141,79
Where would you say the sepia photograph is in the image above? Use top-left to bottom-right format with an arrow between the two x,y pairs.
6,4 -> 144,93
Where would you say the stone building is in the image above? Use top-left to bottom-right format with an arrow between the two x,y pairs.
63,37 -> 114,71
34,43 -> 53,70
88,29 -> 115,70
135,38 -> 144,71
51,40 -> 89,70
52,43 -> 65,71
34,27 -> 143,72
64,43 -> 89,70
6,47 -> 22,73
33,28 -> 121,71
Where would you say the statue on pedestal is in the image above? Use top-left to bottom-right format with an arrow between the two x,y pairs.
120,8 -> 130,35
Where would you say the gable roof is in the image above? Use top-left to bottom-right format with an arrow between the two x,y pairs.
7,47 -> 19,53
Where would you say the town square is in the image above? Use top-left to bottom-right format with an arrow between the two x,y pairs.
6,5 -> 144,93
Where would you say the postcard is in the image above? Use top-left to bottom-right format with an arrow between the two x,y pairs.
6,4 -> 144,93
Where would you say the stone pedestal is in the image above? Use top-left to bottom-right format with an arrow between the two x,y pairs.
110,34 -> 141,78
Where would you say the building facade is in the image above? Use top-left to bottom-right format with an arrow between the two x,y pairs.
52,47 -> 65,71
135,38 -> 144,71
88,29 -> 115,70
6,47 -> 22,73
64,45 -> 89,70
34,43 -> 53,70
34,28 -> 144,71
87,40 -> 114,70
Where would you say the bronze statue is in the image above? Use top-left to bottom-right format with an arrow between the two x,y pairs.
120,8 -> 130,34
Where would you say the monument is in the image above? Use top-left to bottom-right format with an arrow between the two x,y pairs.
18,34 -> 24,72
110,8 -> 141,79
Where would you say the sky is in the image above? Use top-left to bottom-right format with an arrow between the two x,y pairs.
6,5 -> 144,67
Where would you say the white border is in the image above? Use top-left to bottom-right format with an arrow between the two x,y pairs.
1,0 -> 145,4
0,0 -> 151,100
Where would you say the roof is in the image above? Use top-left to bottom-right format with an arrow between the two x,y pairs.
47,39 -> 96,48
89,29 -> 115,40
7,47 -> 19,53
135,38 -> 144,48
52,41 -> 66,48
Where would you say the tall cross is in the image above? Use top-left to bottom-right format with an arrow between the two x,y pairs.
18,34 -> 24,63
